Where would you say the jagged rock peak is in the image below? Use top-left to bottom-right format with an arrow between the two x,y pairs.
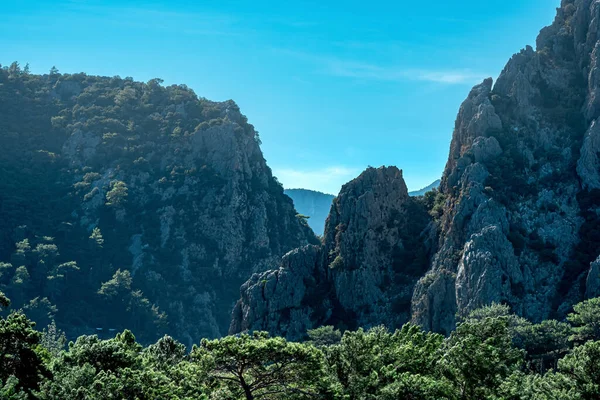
412,0 -> 600,334
332,166 -> 408,201
231,166 -> 434,339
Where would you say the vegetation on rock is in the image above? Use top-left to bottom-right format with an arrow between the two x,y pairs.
0,63 -> 316,345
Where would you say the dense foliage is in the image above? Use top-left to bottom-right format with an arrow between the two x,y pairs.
2,288 -> 600,399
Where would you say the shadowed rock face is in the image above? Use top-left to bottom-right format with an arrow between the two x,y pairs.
230,166 -> 434,340
413,0 -> 600,334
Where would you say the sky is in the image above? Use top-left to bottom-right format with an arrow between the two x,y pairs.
0,0 -> 559,194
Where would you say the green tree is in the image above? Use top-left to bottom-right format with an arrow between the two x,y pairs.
0,376 -> 28,400
23,297 -> 57,328
40,330 -> 184,400
97,270 -> 165,341
493,371 -> 578,400
568,297 -> 600,343
307,325 -> 341,347
89,227 -> 104,248
325,324 -> 444,399
516,320 -> 572,373
11,240 -> 31,267
98,269 -> 132,298
440,311 -> 524,399
8,62 -> 20,78
105,180 -> 128,207
40,320 -> 67,358
380,373 -> 457,400
558,340 -> 600,400
0,290 -> 9,308
0,310 -> 49,396
62,330 -> 141,372
192,331 -> 324,400
143,335 -> 186,370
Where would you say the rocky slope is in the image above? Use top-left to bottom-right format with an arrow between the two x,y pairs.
284,189 -> 335,236
0,68 -> 317,344
230,167 -> 434,339
232,0 -> 600,338
412,0 -> 600,334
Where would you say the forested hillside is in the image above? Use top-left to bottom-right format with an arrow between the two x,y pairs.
0,63 -> 317,345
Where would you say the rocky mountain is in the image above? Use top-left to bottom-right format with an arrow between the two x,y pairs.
232,0 -> 600,338
230,166 -> 434,339
283,180 -> 441,237
0,67 -> 317,345
284,189 -> 335,236
409,179 -> 441,197
413,0 -> 600,334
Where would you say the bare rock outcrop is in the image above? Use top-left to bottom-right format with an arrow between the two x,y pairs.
413,0 -> 600,334
230,166 -> 434,339
231,0 -> 600,339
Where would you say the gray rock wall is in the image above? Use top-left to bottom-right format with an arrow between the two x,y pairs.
231,167 -> 433,339
413,0 -> 600,334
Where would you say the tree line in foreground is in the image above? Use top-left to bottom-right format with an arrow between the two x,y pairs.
2,288 -> 600,399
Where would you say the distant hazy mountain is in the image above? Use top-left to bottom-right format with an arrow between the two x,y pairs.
284,189 -> 335,236
408,179 -> 441,196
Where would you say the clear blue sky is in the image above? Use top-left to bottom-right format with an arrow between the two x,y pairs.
1,0 -> 558,194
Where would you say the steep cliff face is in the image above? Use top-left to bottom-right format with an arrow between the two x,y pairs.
0,69 -> 316,344
231,167 -> 434,339
284,189 -> 335,236
412,0 -> 600,334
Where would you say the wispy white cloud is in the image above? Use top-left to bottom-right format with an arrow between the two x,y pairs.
274,166 -> 360,195
276,49 -> 489,85
325,59 -> 487,84
329,61 -> 486,84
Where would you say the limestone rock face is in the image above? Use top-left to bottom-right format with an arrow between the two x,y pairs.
231,167 -> 433,339
230,245 -> 325,339
413,0 -> 600,334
